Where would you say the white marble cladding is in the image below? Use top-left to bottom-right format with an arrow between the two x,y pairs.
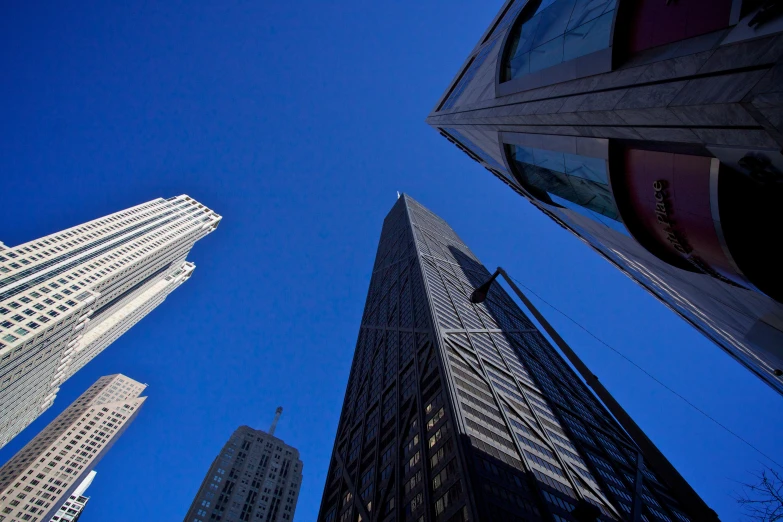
0,195 -> 220,448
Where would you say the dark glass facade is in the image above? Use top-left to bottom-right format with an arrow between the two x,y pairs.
428,0 -> 783,395
502,0 -> 616,81
317,195 -> 709,522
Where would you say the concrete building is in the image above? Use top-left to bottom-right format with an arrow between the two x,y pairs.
49,470 -> 96,522
184,409 -> 303,522
0,195 -> 221,448
0,374 -> 146,522
426,0 -> 783,395
317,195 -> 713,522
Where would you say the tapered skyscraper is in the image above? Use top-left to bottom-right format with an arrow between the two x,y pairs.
0,374 -> 146,522
0,195 -> 221,448
317,195 -> 711,521
184,409 -> 303,522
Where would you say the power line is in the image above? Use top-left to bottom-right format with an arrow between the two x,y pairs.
506,274 -> 783,471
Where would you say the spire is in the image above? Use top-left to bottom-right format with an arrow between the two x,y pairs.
269,407 -> 283,436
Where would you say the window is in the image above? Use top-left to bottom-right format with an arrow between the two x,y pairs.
434,481 -> 462,516
502,0 -> 615,81
430,440 -> 452,469
405,470 -> 422,494
433,459 -> 456,491
360,467 -> 374,487
408,493 -> 423,514
406,434 -> 419,454
505,142 -> 624,230
426,408 -> 445,430
429,426 -> 447,449
405,451 -> 421,473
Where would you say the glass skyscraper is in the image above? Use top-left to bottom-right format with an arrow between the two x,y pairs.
317,195 -> 711,522
426,0 -> 783,395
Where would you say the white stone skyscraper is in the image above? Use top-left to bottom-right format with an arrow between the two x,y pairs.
0,374 -> 146,522
0,195 -> 221,448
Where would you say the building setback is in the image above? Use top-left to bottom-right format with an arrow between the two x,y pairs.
317,195 -> 712,522
426,0 -> 783,395
0,195 -> 221,448
0,374 -> 146,522
184,408 -> 303,522
49,470 -> 96,522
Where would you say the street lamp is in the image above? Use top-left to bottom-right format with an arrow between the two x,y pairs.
472,267 -> 720,522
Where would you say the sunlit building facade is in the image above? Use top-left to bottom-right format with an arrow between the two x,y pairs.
0,195 -> 221,448
427,0 -> 783,395
0,374 -> 146,522
49,470 -> 96,522
316,195 -> 711,522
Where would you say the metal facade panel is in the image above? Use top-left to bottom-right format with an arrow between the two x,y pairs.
318,195 -> 705,522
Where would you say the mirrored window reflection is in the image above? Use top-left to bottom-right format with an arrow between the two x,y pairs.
508,144 -> 621,221
503,0 -> 615,81
549,193 -> 629,236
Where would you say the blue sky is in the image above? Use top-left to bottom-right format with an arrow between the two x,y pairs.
1,1 -> 780,521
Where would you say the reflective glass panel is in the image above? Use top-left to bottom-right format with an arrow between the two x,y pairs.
503,0 -> 615,81
508,144 -> 621,221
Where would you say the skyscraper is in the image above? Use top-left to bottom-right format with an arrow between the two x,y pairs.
0,374 -> 146,522
184,408 -> 304,522
49,470 -> 96,522
317,195 -> 712,522
0,195 -> 221,447
426,0 -> 783,395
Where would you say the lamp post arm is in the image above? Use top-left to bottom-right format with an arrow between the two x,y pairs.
493,267 -> 719,522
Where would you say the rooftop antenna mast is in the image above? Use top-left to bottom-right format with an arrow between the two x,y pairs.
269,407 -> 283,436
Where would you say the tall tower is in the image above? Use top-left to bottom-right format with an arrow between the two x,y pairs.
317,195 -> 712,522
0,195 -> 221,448
184,410 -> 303,522
426,0 -> 783,395
0,374 -> 146,522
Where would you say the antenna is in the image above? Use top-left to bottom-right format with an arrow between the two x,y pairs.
269,407 -> 283,436
397,191 -> 401,199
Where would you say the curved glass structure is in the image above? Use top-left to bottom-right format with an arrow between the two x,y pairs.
506,143 -> 621,221
502,0 -> 616,81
